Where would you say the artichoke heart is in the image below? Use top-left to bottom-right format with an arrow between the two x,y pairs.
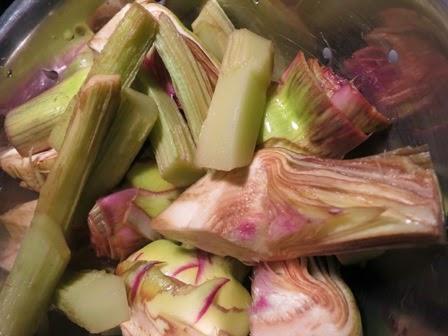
251,258 -> 362,336
117,240 -> 251,336
153,147 -> 444,262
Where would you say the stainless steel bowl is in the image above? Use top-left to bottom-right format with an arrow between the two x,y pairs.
1,1 -> 447,335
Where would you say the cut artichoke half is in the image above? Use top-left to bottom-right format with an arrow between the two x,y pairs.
153,146 -> 444,262
251,258 -> 362,336
260,52 -> 389,158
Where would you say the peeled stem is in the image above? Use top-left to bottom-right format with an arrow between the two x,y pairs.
0,75 -> 121,336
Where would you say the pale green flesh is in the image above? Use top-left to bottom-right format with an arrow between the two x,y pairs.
146,79 -> 204,187
124,240 -> 251,310
192,0 -> 235,61
261,90 -> 310,144
134,195 -> 175,218
147,278 -> 249,336
196,29 -> 273,171
55,271 -> 130,334
126,161 -> 177,192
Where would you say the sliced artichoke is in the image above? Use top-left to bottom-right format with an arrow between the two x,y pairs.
116,240 -> 251,336
251,258 -> 362,336
216,0 -> 317,79
260,52 -> 389,158
153,147 -> 444,262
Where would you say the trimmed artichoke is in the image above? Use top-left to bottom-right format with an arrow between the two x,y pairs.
116,240 -> 251,336
261,52 -> 389,158
88,162 -> 181,261
0,201 -> 37,271
153,147 -> 443,262
251,258 -> 362,336
0,148 -> 57,192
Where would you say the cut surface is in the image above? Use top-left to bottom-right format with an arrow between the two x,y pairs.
117,241 -> 251,336
55,270 -> 130,334
153,147 -> 443,262
192,0 -> 235,61
250,258 -> 362,336
196,29 -> 273,171
260,52 -> 388,158
146,78 -> 204,187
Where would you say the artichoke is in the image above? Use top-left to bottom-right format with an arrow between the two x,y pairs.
251,258 -> 362,336
153,147 -> 443,262
116,240 -> 251,336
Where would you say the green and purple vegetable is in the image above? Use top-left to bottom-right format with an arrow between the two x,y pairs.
116,240 -> 251,336
0,2 -> 446,336
251,258 -> 362,336
153,147 -> 443,262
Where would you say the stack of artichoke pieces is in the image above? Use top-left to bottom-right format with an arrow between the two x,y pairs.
100,3 -> 443,336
